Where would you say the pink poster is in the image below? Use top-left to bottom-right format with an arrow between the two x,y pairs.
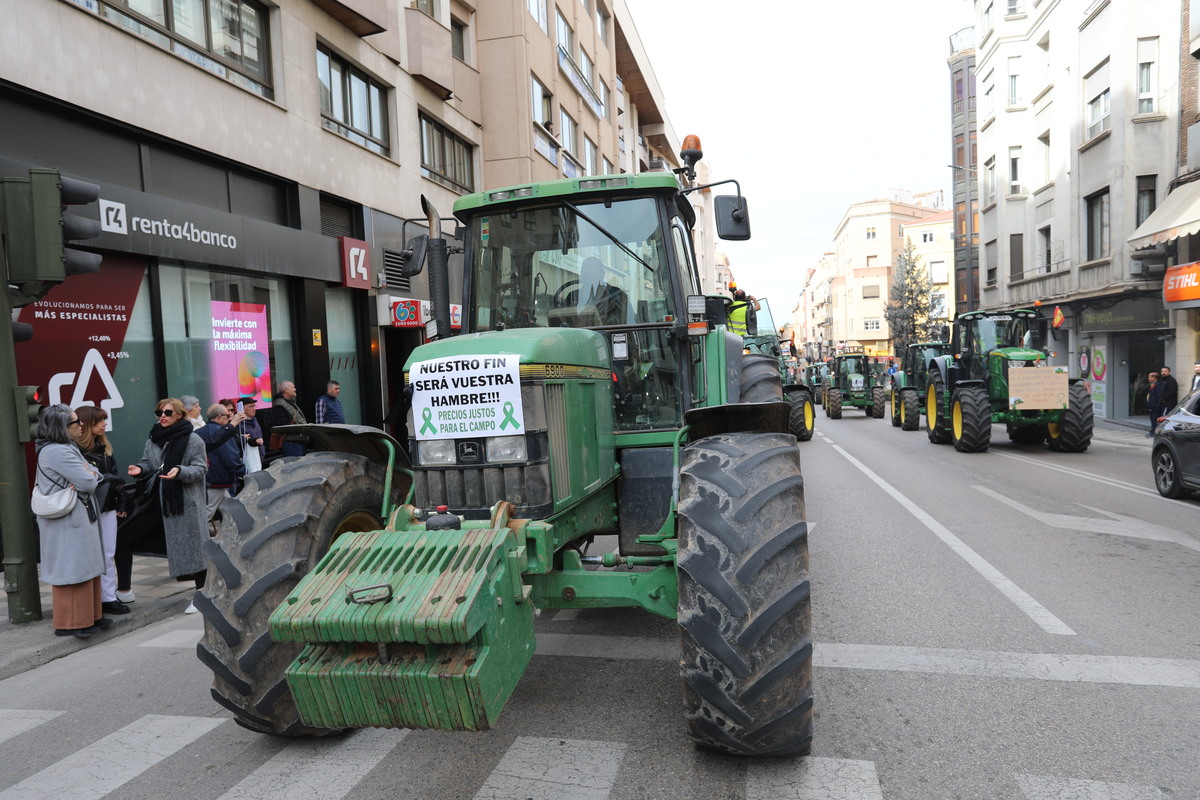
209,301 -> 272,404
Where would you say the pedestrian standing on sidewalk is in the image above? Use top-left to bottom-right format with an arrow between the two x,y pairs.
198,404 -> 246,526
314,380 -> 345,424
74,405 -> 130,616
1191,360 -> 1200,393
1146,372 -> 1162,437
239,397 -> 265,473
1159,365 -> 1179,413
180,395 -> 205,430
270,380 -> 308,458
34,404 -> 109,639
127,398 -> 209,614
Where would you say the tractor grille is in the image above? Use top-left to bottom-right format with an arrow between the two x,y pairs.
413,464 -> 550,518
544,383 -> 570,503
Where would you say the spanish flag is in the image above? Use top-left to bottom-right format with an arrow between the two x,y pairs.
1052,305 -> 1065,328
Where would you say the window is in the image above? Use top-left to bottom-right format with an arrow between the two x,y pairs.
930,260 -> 949,283
419,113 -> 474,193
866,227 -> 876,239
596,4 -> 610,44
597,78 -> 609,118
104,0 -> 272,95
579,50 -> 594,89
985,240 -> 997,284
1085,61 -> 1111,140
451,18 -> 467,62
1009,233 -> 1024,280
863,285 -> 880,299
556,10 -> 573,55
864,319 -> 881,332
954,133 -> 965,168
1038,131 -> 1051,186
931,293 -> 946,318
865,255 -> 878,268
1009,146 -> 1022,195
413,0 -> 436,15
601,156 -> 614,175
1136,175 -> 1157,226
1006,0 -> 1019,12
984,157 -> 997,205
1085,189 -> 1110,261
584,137 -> 597,176
1038,225 -> 1053,272
1007,56 -> 1020,106
531,76 -> 553,128
1137,37 -> 1158,114
559,109 -> 578,154
984,83 -> 996,119
984,2 -> 993,29
528,0 -> 548,32
317,45 -> 389,156
922,231 -> 934,243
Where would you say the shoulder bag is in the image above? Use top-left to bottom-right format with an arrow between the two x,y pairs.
31,466 -> 78,519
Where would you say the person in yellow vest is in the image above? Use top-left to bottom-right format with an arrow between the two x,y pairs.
727,286 -> 760,336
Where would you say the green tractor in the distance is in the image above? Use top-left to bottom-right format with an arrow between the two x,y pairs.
741,299 -> 815,442
925,308 -> 1093,452
889,342 -> 952,431
822,348 -> 886,419
805,363 -> 828,406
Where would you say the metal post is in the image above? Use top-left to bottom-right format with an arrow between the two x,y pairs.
0,253 -> 43,623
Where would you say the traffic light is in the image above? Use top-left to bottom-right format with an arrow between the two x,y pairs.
1,168 -> 103,305
14,385 -> 43,443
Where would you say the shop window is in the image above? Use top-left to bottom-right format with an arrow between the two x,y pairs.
325,289 -> 362,424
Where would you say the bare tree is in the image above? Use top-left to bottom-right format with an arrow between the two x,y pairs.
885,238 -> 939,357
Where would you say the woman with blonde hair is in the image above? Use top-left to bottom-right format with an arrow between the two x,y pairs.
74,405 -> 129,615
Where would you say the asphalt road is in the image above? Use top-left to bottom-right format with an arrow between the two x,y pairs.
1,417 -> 1197,799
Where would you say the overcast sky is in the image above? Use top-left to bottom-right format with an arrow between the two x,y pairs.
626,0 -> 977,314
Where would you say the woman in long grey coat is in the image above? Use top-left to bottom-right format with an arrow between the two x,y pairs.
34,404 -> 108,638
127,398 -> 208,607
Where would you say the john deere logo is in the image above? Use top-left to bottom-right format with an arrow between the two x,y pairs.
457,441 -> 481,463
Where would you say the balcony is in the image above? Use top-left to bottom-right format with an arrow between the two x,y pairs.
406,6 -> 453,99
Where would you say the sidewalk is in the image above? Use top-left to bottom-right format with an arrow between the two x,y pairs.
0,555 -> 196,681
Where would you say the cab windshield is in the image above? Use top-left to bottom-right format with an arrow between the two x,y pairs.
967,315 -> 1032,353
467,197 -> 675,331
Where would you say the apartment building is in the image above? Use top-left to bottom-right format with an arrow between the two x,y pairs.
973,0 -> 1186,421
948,26 -> 981,312
1,0 -> 684,459
903,209 -> 957,326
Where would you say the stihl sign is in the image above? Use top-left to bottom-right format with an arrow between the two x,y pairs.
1163,261 -> 1200,305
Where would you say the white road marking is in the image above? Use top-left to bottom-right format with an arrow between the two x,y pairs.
815,643 -> 1200,688
138,628 -> 204,648
993,451 -> 1166,500
0,709 -> 63,746
473,736 -> 625,800
830,443 -> 1076,635
536,633 -> 676,661
0,714 -> 225,800
216,728 -> 405,800
745,757 -> 884,800
975,486 -> 1200,552
1015,771 -> 1171,799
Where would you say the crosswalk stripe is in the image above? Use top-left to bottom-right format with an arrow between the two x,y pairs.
216,728 -> 405,800
0,709 -> 64,746
745,757 -> 885,800
0,714 -> 225,800
473,736 -> 625,800
535,633 -> 676,661
137,628 -> 204,648
1014,772 -> 1171,799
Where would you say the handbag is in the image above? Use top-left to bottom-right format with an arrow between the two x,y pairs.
31,467 -> 78,519
136,469 -> 160,497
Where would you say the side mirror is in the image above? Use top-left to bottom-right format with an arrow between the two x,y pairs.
714,195 -> 751,241
398,234 -> 429,277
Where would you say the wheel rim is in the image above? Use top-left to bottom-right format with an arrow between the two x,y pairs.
804,401 -> 814,429
335,510 -> 383,536
900,395 -> 907,424
927,384 -> 938,421
1046,421 -> 1061,440
952,400 -> 963,439
1156,452 -> 1176,492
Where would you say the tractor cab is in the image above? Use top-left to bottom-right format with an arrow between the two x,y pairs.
954,308 -> 1046,383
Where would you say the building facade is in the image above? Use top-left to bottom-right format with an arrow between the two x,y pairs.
948,26 -> 981,313
903,209 -> 957,327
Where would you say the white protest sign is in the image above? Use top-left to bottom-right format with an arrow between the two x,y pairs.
410,354 -> 523,440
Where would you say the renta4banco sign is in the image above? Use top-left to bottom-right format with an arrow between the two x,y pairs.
410,355 -> 523,440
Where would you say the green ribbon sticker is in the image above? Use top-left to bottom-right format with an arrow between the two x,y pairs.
420,407 -> 437,435
500,402 -> 520,431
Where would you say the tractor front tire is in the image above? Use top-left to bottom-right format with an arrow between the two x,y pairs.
788,390 -> 815,442
901,389 -> 921,432
196,453 -> 395,736
740,354 -> 784,403
678,432 -> 812,757
1046,382 -> 1094,453
871,386 -> 886,418
951,386 -> 992,452
827,388 -> 843,419
925,372 -> 951,444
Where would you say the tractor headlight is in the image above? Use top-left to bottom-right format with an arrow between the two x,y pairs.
417,439 -> 457,466
486,435 -> 528,463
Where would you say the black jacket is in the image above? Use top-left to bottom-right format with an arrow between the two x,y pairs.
1159,374 -> 1179,410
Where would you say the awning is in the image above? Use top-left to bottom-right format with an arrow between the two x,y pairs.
1127,180 -> 1200,249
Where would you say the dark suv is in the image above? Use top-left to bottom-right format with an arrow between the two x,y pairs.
1151,389 -> 1200,498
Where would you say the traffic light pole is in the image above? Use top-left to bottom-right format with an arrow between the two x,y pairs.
0,255 -> 42,623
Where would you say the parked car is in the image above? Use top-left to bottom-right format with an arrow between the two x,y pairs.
1151,389 -> 1200,498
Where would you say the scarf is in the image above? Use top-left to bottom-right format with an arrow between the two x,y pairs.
149,419 -> 193,517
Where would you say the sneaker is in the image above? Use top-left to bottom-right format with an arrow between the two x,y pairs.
102,600 -> 131,615
184,601 -> 198,614
115,590 -> 136,603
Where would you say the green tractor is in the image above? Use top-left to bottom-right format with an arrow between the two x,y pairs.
196,149 -> 813,757
741,299 -> 815,442
925,308 -> 1093,452
889,342 -> 952,431
805,363 -> 827,405
822,349 -> 886,419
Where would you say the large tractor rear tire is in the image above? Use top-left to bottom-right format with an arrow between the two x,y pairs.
678,432 -> 812,757
827,388 -> 843,419
901,389 -> 921,431
925,372 -> 951,444
1046,382 -> 1094,453
951,386 -> 992,452
740,354 -> 784,403
870,386 -> 886,418
788,390 -> 815,442
196,453 -> 398,736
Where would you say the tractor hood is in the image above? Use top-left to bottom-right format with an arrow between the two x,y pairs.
404,327 -> 611,371
992,347 -> 1046,362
